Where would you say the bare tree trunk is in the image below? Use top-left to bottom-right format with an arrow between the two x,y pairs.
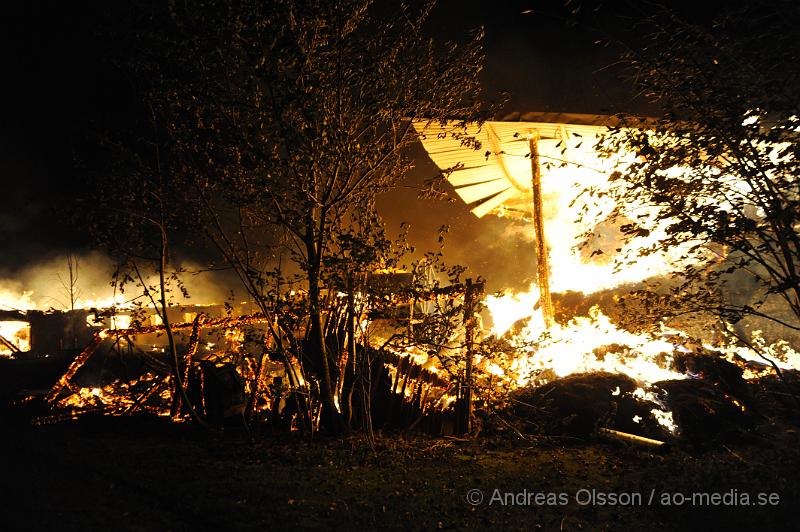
461,278 -> 483,435
306,247 -> 345,434
158,228 -> 209,428
67,255 -> 78,311
343,275 -> 357,427
359,323 -> 375,448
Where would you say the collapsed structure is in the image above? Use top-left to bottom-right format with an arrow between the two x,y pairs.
412,112 -> 623,326
4,278 -> 474,434
412,112 -> 800,440
3,113 -> 799,442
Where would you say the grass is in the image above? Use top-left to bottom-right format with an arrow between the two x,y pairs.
2,413 -> 799,531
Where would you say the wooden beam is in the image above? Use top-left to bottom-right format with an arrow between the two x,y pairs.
598,427 -> 668,449
529,130 -> 554,328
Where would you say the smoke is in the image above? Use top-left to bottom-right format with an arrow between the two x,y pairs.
0,253 -> 110,311
0,251 -> 237,311
436,215 -> 539,292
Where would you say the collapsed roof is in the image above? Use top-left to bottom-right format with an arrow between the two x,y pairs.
412,113 -> 624,218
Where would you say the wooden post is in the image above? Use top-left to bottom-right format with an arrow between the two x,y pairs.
529,131 -> 554,328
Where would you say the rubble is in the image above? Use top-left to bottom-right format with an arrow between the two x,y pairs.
652,379 -> 753,444
670,351 -> 750,399
505,372 -> 664,439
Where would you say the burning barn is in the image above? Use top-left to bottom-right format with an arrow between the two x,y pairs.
410,112 -> 800,441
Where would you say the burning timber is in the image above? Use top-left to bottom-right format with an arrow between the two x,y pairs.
7,278 -> 486,435
4,281 -> 795,445
409,113 -> 800,442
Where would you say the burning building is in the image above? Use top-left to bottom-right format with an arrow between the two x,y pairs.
3,112 -> 798,442
412,112 -> 800,439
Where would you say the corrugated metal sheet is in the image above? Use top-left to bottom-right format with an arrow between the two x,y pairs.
413,115 -> 613,218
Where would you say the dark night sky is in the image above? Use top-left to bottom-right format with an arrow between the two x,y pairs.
0,0 -> 661,285
1,0 -> 112,269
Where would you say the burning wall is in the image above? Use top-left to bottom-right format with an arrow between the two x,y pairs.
0,250 -> 250,358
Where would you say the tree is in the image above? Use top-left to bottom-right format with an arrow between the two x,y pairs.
595,2 -> 800,371
80,104 -> 211,427
122,0 -> 491,433
57,255 -> 82,311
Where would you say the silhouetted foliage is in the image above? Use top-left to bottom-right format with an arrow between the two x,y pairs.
595,3 -> 800,338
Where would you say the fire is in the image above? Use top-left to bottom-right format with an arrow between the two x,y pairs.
109,314 -> 132,330
486,298 -> 686,386
9,116 -> 799,438
416,117 -> 800,390
632,387 -> 678,434
712,331 -> 800,378
481,159 -> 800,393
0,321 -> 30,355
0,288 -> 36,311
484,282 -> 688,434
482,157 -> 693,389
532,164 -> 693,295
409,116 -> 800,441
54,373 -> 166,413
1,281 -> 130,313
76,294 -> 130,310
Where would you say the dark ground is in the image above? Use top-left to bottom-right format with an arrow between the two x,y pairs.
1,355 -> 798,531
1,411 -> 799,532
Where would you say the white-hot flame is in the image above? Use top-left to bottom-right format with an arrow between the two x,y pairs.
0,321 -> 30,355
485,300 -> 686,387
1,288 -> 36,314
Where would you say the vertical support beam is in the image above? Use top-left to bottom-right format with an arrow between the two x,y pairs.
529,131 -> 554,328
